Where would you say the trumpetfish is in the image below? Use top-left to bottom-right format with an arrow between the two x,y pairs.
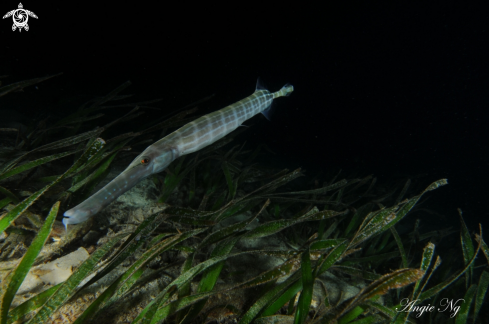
62,80 -> 294,227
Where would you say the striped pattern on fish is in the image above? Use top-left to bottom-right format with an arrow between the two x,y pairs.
62,79 -> 293,227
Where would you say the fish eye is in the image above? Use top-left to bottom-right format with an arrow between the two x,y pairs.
140,158 -> 150,165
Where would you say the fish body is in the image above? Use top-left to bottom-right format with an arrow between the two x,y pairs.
62,80 -> 293,227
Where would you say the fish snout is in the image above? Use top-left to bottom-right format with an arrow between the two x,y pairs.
62,207 -> 95,228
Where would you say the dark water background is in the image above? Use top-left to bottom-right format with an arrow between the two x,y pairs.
1,1 -> 488,233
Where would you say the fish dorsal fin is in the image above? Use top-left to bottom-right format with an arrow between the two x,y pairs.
255,77 -> 267,91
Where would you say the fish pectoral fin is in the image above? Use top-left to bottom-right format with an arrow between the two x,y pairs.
164,168 -> 175,176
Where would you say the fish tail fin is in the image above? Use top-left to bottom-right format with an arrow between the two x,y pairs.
262,83 -> 294,120
272,83 -> 294,99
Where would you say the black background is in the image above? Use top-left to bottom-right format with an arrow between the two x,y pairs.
1,1 -> 487,232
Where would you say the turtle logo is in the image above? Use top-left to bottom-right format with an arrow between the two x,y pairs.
3,3 -> 38,32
